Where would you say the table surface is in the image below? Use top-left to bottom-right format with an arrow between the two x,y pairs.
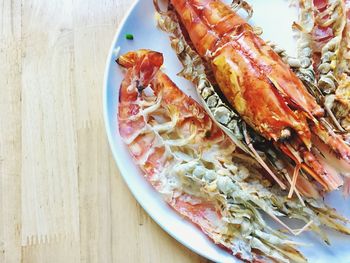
0,0 -> 209,262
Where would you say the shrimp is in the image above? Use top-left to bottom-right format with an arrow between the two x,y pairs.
331,0 -> 350,131
117,49 -> 350,262
293,0 -> 350,131
168,0 -> 350,195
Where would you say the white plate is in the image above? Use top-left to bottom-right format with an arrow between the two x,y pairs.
103,1 -> 350,262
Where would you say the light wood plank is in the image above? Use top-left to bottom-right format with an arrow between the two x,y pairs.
71,0 -> 124,262
22,241 -> 80,263
20,0 -> 80,261
0,0 -> 22,262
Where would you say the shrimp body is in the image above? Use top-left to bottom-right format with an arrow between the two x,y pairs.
171,0 -> 350,192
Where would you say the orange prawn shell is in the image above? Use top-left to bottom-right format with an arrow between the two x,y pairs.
171,0 -> 323,146
211,42 -> 313,143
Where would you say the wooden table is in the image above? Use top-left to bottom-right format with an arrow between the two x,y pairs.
0,0 -> 209,262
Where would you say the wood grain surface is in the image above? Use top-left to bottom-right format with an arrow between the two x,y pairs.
0,0 -> 210,262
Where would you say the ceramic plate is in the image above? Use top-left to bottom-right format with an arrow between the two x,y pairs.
103,1 -> 350,262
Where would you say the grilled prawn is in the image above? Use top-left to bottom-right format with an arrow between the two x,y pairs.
117,49 -> 350,262
169,0 -> 350,193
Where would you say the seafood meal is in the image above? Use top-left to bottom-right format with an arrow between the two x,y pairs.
114,0 -> 350,262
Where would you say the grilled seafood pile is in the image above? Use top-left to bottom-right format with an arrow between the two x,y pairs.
155,1 -> 322,202
117,49 -> 350,263
155,0 -> 350,197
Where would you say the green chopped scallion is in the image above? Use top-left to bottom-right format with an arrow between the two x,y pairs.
125,33 -> 134,40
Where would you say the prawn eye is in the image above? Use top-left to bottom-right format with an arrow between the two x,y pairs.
204,131 -> 211,138
137,84 -> 146,94
135,80 -> 146,94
